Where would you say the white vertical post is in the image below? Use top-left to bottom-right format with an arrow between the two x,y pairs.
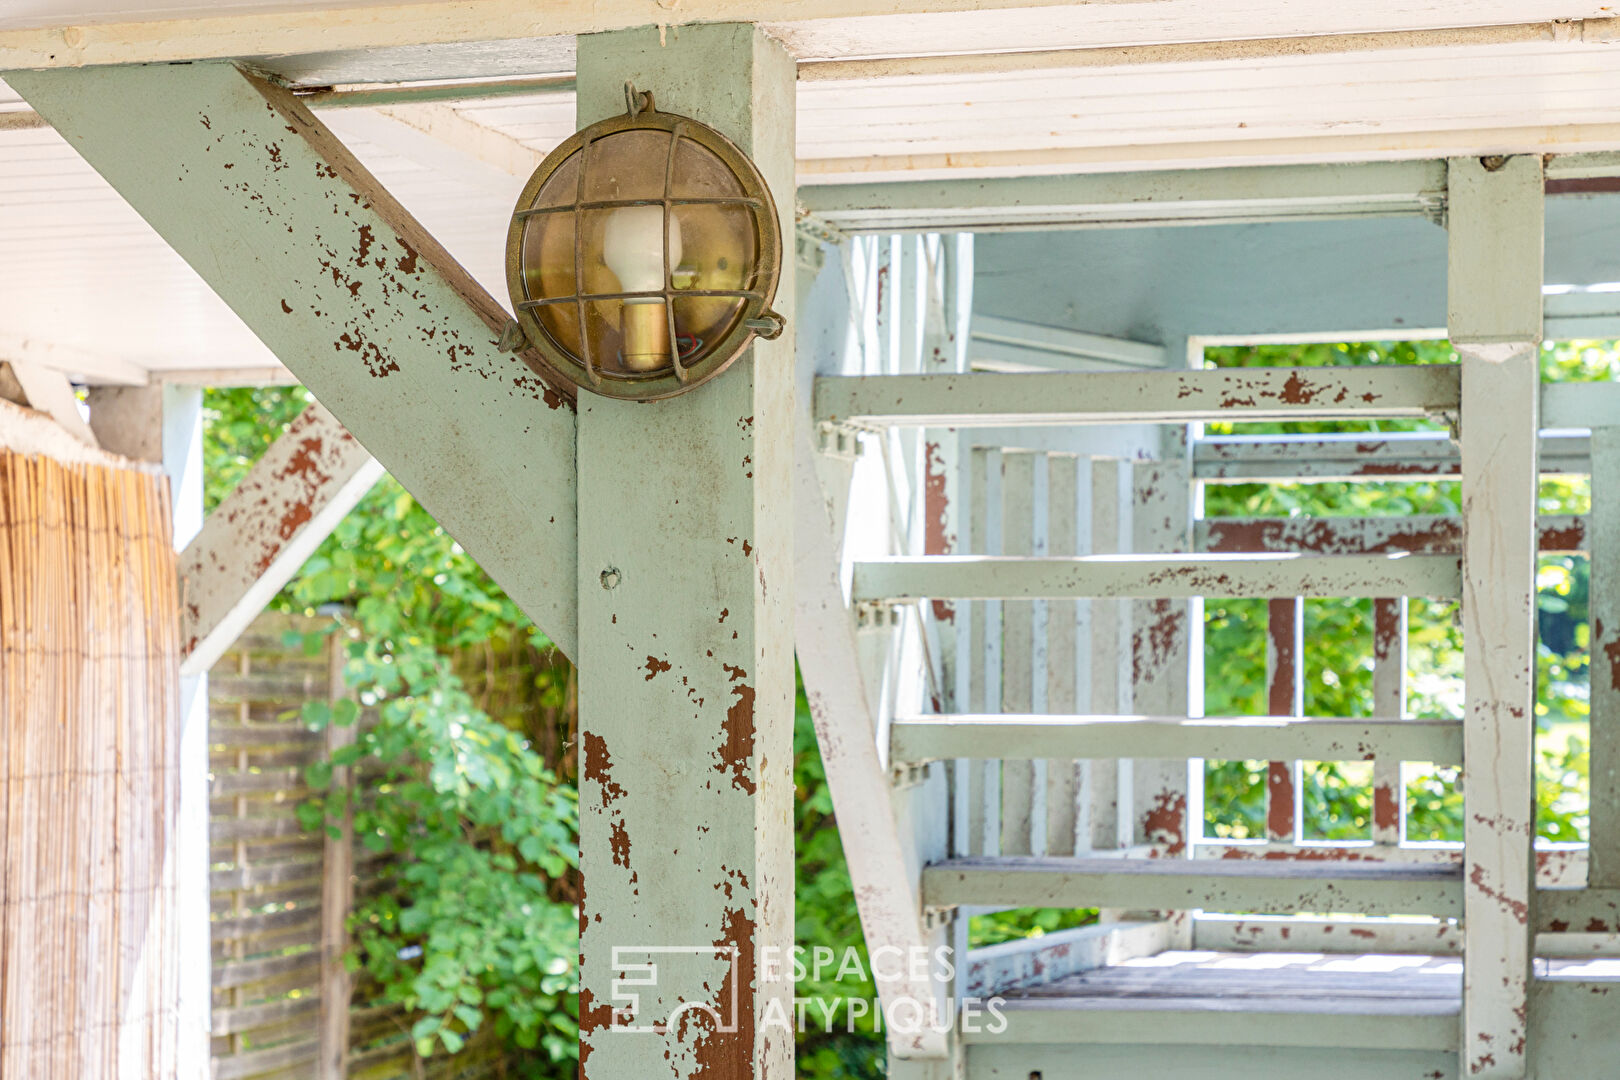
1589,427 -> 1620,887
166,385 -> 210,1080
574,26 -> 796,1080
1000,451 -> 1036,855
1082,458 -> 1127,853
89,382 -> 210,1078
1264,597 -> 1303,843
1372,597 -> 1409,846
1130,460 -> 1191,855
1449,153 -> 1543,1080
1045,454 -> 1080,856
1129,458 -> 1191,943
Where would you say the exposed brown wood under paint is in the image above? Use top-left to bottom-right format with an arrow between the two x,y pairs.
1265,597 -> 1301,844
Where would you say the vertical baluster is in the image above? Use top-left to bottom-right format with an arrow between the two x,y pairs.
1590,429 -> 1620,886
1045,454 -> 1080,856
1265,597 -> 1303,843
1371,597 -> 1408,847
1082,458 -> 1127,852
1000,450 -> 1037,856
965,447 -> 999,856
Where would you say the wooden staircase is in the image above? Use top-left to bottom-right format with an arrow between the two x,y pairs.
793,181 -> 1620,1080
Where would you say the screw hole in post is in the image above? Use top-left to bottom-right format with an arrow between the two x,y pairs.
1029,1073 -> 1043,1080
600,567 -> 621,590
1480,155 -> 1509,172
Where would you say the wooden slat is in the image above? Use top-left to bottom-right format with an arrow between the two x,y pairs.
923,856 -> 1463,915
1590,427 -> 1620,888
1000,451 -> 1037,856
1372,597 -> 1409,846
1193,430 -> 1591,483
210,858 -> 323,893
972,1001 -> 1457,1051
892,715 -> 1462,766
1265,597 -> 1303,844
1082,458 -> 1128,854
212,996 -> 319,1037
1045,453 -> 1080,857
212,952 -> 320,991
815,365 -> 1461,427
853,553 -> 1463,601
211,1039 -> 319,1080
1198,514 -> 1587,555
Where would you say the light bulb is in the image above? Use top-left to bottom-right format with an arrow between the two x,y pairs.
602,205 -> 683,371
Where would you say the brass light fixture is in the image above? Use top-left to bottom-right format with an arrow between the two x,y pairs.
505,85 -> 785,400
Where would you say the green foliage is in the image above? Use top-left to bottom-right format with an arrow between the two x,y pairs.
205,388 -> 579,1076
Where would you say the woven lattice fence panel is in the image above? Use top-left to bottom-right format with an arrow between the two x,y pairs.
0,450 -> 182,1078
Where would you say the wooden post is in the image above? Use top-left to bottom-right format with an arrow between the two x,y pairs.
1371,597 -> 1408,846
1264,597 -> 1302,843
319,630 -> 355,1079
1449,153 -> 1543,1080
1589,427 -> 1620,887
1000,451 -> 1037,855
574,25 -> 797,1079
1045,453 -> 1080,856
1083,458 -> 1127,854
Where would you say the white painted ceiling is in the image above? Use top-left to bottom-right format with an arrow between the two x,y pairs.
5,4 -> 1620,382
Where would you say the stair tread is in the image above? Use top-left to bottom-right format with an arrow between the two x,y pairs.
934,855 -> 1463,881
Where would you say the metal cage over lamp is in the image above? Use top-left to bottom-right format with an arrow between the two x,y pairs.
505,87 -> 785,401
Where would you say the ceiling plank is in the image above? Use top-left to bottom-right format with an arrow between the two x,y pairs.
8,60 -> 580,657
0,1 -> 1613,74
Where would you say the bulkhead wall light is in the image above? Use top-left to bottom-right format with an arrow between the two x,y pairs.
505,84 -> 785,401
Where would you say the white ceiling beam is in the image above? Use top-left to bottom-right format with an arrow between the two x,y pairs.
1,1 -> 1613,72
970,314 -> 1166,372
801,160 -> 1448,233
179,402 -> 382,677
815,365 -> 1461,427
0,334 -> 147,386
7,360 -> 97,446
8,60 -> 581,658
0,0 -> 1607,70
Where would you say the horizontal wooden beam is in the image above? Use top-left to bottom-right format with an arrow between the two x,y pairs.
969,314 -> 1167,373
852,553 -> 1461,602
815,366 -> 1459,427
178,403 -> 383,677
891,714 -> 1462,766
802,161 -> 1447,233
1536,887 -> 1620,933
922,856 -> 1463,916
1198,514 -> 1587,555
1193,431 -> 1591,483
971,1001 -> 1458,1051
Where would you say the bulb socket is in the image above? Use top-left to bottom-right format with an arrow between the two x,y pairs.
620,299 -> 673,372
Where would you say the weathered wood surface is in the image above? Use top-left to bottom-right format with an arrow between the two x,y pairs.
922,855 -> 1463,915
9,61 -> 580,658
1193,430 -> 1591,482
1199,514 -> 1588,555
891,715 -> 1462,766
179,403 -> 381,677
1590,427 -> 1620,889
815,365 -> 1460,426
853,552 -> 1462,601
1450,153 -> 1542,1080
573,26 -> 798,1080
